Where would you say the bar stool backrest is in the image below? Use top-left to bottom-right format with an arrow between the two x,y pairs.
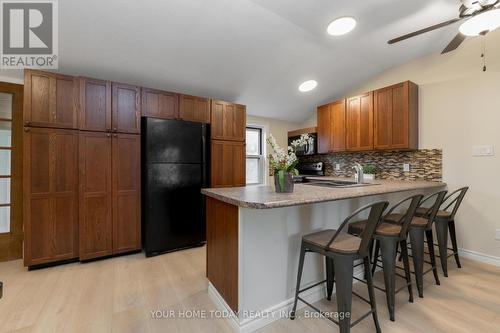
421,190 -> 448,229
383,194 -> 424,238
440,187 -> 469,220
327,201 -> 389,258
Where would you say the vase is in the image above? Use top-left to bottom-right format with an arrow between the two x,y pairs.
274,171 -> 294,193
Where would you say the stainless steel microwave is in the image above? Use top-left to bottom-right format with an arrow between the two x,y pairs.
288,132 -> 317,156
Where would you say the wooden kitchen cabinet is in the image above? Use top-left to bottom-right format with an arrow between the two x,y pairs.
112,133 -> 141,254
346,92 -> 373,151
23,127 -> 79,267
79,131 -> 113,260
79,131 -> 141,260
317,103 -> 331,154
78,77 -> 112,132
374,81 -> 418,150
211,100 -> 246,141
179,94 -> 210,123
141,88 -> 179,120
112,83 -> 141,133
211,140 -> 246,187
24,70 -> 78,129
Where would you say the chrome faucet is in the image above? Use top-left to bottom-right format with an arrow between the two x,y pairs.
353,163 -> 364,184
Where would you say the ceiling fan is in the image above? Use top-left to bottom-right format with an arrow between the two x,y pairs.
388,0 -> 500,54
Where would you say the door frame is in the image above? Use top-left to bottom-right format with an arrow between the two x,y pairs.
0,81 -> 23,261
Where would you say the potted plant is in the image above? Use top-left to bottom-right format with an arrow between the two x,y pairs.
362,165 -> 376,181
268,134 -> 313,193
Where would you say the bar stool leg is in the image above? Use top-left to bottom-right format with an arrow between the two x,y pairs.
333,255 -> 354,333
325,257 -> 334,301
448,220 -> 461,268
371,239 -> 380,276
409,227 -> 425,298
400,239 -> 414,303
434,219 -> 449,277
379,236 -> 397,321
425,230 -> 441,285
290,243 -> 306,320
364,256 -> 381,333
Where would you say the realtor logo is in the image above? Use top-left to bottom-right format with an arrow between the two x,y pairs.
1,0 -> 58,68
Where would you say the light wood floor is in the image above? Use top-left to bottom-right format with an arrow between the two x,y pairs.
0,246 -> 499,333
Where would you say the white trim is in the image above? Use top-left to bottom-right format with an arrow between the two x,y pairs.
245,124 -> 268,185
458,248 -> 500,267
208,265 -> 365,333
0,75 -> 23,84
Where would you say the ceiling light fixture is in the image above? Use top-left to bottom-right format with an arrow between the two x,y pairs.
298,80 -> 318,92
459,8 -> 500,36
327,17 -> 357,36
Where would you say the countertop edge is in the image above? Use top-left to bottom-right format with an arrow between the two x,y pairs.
202,181 -> 446,209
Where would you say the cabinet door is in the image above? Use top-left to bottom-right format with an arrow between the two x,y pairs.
210,100 -> 246,141
141,88 -> 178,119
79,78 -> 111,132
390,82 -> 410,149
330,100 -> 346,152
211,140 -> 245,187
112,134 -> 141,254
24,70 -> 77,129
179,94 -> 210,123
79,132 -> 113,260
317,104 -> 331,154
23,128 -> 78,266
346,92 -> 373,151
374,87 -> 393,149
112,83 -> 141,133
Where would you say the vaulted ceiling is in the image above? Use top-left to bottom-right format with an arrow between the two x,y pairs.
0,0 -> 481,122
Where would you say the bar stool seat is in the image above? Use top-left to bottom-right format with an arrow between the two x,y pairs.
348,220 -> 402,237
303,229 -> 360,254
415,208 -> 451,218
386,214 -> 428,227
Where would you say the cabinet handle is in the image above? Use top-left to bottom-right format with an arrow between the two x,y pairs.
25,121 -> 30,125
113,128 -> 117,132
24,127 -> 30,132
113,134 -> 117,138
106,133 -> 111,137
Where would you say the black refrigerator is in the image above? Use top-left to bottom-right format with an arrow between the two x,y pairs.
142,117 -> 208,257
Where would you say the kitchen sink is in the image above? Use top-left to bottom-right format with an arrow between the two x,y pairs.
302,179 -> 377,188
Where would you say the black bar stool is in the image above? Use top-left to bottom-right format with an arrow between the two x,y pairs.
290,201 -> 389,333
348,194 -> 423,321
415,187 -> 469,276
386,190 -> 447,298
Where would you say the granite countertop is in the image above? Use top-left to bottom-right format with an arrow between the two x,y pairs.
201,177 -> 446,209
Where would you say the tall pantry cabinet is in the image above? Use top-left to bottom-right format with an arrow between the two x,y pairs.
23,70 -> 141,268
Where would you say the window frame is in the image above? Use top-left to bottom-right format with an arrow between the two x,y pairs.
245,126 -> 266,185
0,92 -> 13,234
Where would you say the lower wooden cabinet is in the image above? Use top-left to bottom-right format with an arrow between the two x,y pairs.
23,127 -> 79,267
211,140 -> 245,187
79,131 -> 141,260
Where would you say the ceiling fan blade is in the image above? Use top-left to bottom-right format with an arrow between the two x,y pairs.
388,17 -> 464,44
441,33 -> 467,53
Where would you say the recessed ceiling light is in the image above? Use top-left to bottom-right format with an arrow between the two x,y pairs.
298,80 -> 318,92
327,16 -> 357,36
459,9 -> 500,36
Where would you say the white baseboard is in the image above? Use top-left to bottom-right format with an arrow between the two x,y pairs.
458,248 -> 500,267
208,265 -> 366,333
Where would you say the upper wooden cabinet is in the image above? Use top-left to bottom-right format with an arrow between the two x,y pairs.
331,100 -> 347,152
211,100 -> 246,142
179,94 -> 210,123
346,92 -> 373,151
141,88 -> 179,120
23,127 -> 79,267
78,77 -> 112,132
374,81 -> 418,150
24,70 -> 78,129
317,104 -> 331,154
112,83 -> 141,133
211,140 -> 245,187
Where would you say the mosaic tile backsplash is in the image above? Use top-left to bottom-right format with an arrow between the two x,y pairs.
299,149 -> 442,181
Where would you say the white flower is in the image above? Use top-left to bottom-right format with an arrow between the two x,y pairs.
267,133 -> 311,173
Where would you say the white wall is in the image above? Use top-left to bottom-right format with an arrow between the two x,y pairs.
300,30 -> 500,259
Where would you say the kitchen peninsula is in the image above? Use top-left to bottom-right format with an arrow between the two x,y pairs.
202,178 -> 445,332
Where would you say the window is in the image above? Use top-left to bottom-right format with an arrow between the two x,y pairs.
0,92 -> 13,233
246,126 -> 265,185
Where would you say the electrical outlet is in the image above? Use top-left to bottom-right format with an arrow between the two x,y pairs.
495,229 -> 500,241
335,163 -> 340,171
472,145 -> 494,157
403,163 -> 410,172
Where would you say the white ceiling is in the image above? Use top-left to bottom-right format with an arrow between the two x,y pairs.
0,0 -> 472,122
